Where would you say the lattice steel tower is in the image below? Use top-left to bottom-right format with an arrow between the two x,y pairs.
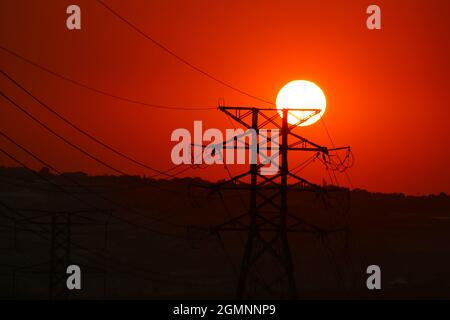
205,106 -> 350,299
48,211 -> 72,299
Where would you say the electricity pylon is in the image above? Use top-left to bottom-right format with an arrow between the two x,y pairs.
14,209 -> 110,299
48,211 -> 72,299
201,106 -> 350,299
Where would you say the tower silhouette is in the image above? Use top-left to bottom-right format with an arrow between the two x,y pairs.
48,211 -> 72,299
200,106 -> 350,299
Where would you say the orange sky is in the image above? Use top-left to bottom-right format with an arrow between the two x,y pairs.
1,0 -> 449,195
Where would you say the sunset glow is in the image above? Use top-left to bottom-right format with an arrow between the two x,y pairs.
276,80 -> 326,126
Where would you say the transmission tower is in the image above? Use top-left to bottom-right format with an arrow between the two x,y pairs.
13,209 -> 110,299
48,211 -> 72,299
200,106 -> 350,299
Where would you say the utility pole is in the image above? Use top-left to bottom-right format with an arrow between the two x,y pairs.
204,106 -> 350,299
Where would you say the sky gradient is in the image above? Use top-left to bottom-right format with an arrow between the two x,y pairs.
1,0 -> 449,195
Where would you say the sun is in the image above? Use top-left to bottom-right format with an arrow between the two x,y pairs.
276,80 -> 326,126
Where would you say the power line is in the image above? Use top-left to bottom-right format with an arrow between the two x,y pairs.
0,149 -> 232,288
316,118 -> 356,293
0,174 -> 110,195
0,131 -> 186,237
0,91 -> 209,226
0,150 -> 232,289
0,199 -> 195,287
0,89 -> 187,193
320,118 -> 354,188
0,89 -> 130,176
0,69 -> 185,180
0,89 -> 212,231
0,144 -> 105,214
95,0 -> 274,106
0,46 -> 215,111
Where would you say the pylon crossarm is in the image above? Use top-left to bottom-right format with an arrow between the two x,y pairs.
287,138 -> 326,153
220,105 -> 321,132
288,147 -> 329,153
196,142 -> 276,164
216,185 -> 290,191
287,109 -> 321,130
193,144 -> 275,167
258,112 -> 282,129
289,131 -> 327,152
213,163 -> 270,189
227,108 -> 254,123
287,172 -> 323,190
192,126 -> 257,151
328,146 -> 351,152
219,107 -> 253,130
221,111 -> 317,154
194,136 -> 279,167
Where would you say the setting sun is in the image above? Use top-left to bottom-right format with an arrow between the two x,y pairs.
276,80 -> 326,126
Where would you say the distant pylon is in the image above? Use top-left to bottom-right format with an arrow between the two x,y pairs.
199,106 -> 350,299
49,211 -> 71,299
13,208 -> 110,299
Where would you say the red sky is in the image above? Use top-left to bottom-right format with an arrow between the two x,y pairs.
1,0 -> 449,195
